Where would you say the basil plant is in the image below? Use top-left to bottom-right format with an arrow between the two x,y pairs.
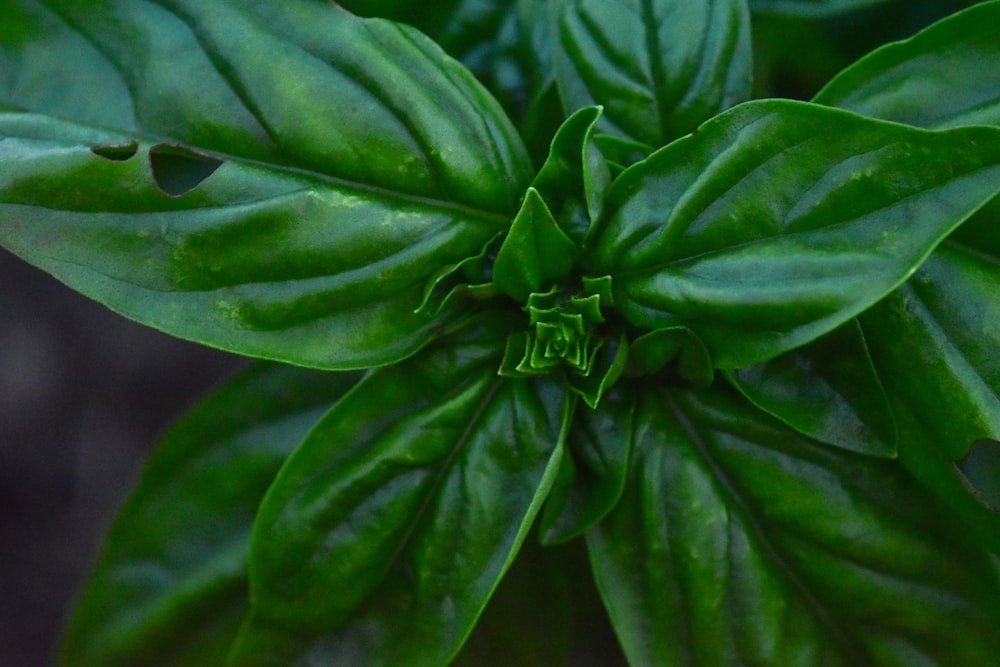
4,1 -> 1000,665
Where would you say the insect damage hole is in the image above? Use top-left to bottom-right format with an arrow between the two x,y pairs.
149,144 -> 224,197
91,140 -> 139,161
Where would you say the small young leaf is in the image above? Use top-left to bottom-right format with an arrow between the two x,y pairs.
628,326 -> 713,385
233,325 -> 569,666
726,320 -> 897,457
59,363 -> 362,667
814,0 -> 1000,129
493,188 -> 580,302
567,332 -> 629,409
588,383 -> 1000,666
531,105 -> 612,241
555,0 -> 752,149
587,99 -> 1000,369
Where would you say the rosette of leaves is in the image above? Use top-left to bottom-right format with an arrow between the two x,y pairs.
3,1 -> 1000,665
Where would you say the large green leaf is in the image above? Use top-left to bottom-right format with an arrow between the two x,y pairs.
482,0 -> 563,123
805,0 -> 1000,520
858,238 -> 1000,549
813,0 -> 1000,129
59,363 -> 362,667
587,382 -> 1000,666
0,0 -> 530,369
586,99 -> 1000,369
749,0 -> 892,17
339,0 -> 561,130
231,325 -> 568,666
726,321 -> 897,457
555,0 -> 752,150
540,387 -> 634,544
336,0 -> 511,72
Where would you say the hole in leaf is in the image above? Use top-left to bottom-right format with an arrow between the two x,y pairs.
955,438 -> 1000,513
91,141 -> 139,161
149,144 -> 224,197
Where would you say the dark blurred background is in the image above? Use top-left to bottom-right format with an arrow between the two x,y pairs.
0,248 -> 245,665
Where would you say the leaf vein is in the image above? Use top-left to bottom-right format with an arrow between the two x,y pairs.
664,391 -> 863,657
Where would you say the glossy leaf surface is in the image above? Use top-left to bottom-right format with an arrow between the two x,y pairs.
540,387 -> 634,544
587,99 -> 1000,369
493,188 -> 579,302
814,0 -> 1000,129
727,321 -> 896,457
59,363 -> 362,667
861,241 -> 1000,450
234,327 -> 568,666
338,0 -> 508,58
0,1 -> 530,369
858,237 -> 1000,545
588,383 -> 1000,666
555,0 -> 752,149
806,0 -> 1000,521
531,105 -> 611,243
337,0 -> 543,123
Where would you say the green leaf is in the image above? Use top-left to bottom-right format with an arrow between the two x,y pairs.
540,388 -> 634,544
338,0 -> 507,57
587,382 -> 1000,666
628,326 -> 713,385
0,0 -> 136,129
231,326 -> 569,666
338,0 -> 534,120
749,0 -> 892,18
486,1 -> 563,122
860,244 -> 1000,459
493,188 -> 580,302
870,387 -> 1000,558
531,105 -> 612,243
0,1 -> 530,369
566,332 -> 629,409
857,240 -> 1000,551
59,363 -> 362,667
809,0 -> 1000,521
555,0 -> 752,149
587,99 -> 1000,369
814,0 -> 1000,129
726,321 -> 897,457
